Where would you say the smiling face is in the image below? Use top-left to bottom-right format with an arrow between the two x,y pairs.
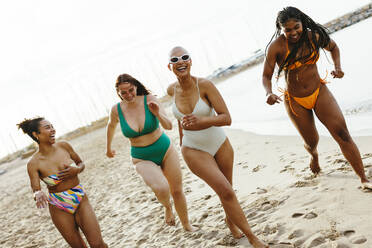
282,19 -> 303,43
33,119 -> 56,144
168,47 -> 192,77
117,82 -> 137,102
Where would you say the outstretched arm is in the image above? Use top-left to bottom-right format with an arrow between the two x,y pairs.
27,161 -> 48,209
324,38 -> 344,78
106,105 -> 119,158
262,43 -> 282,105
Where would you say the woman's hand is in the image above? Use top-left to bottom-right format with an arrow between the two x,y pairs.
331,68 -> 344,78
181,114 -> 206,130
57,164 -> 81,180
106,149 -> 116,158
266,93 -> 282,105
147,101 -> 160,117
34,191 -> 48,209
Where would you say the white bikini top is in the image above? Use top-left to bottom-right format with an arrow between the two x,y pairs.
172,78 -> 214,120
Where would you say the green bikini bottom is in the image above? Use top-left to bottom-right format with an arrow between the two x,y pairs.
131,132 -> 171,166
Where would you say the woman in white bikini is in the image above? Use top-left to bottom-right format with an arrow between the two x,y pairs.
167,46 -> 267,248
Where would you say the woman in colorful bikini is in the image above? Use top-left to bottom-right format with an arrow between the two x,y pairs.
106,73 -> 194,231
262,6 -> 372,190
167,46 -> 268,248
18,117 -> 107,248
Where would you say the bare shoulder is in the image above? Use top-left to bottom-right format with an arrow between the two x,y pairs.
27,155 -> 40,171
110,103 -> 119,116
57,141 -> 73,152
270,35 -> 286,52
167,82 -> 177,96
147,94 -> 159,102
198,78 -> 216,91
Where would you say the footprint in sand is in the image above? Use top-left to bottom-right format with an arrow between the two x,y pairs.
362,153 -> 372,159
342,230 -> 355,237
252,164 -> 266,172
291,213 -> 304,218
261,202 -> 273,211
256,187 -> 268,194
204,194 -> 212,200
280,165 -> 295,173
292,180 -> 319,188
288,229 -> 304,239
136,236 -> 148,246
304,211 -> 318,219
342,230 -> 367,244
349,235 -> 367,244
291,211 -> 317,219
217,235 -> 239,246
302,233 -> 325,247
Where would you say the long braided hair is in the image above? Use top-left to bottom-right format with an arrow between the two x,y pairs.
265,7 -> 330,79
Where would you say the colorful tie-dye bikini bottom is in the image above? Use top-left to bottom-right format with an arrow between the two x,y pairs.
48,184 -> 85,214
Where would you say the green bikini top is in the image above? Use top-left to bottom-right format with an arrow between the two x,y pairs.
117,95 -> 159,138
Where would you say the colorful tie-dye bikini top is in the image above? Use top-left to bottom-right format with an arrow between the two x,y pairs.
42,174 -> 62,186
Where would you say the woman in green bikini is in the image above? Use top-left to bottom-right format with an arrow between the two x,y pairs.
106,73 -> 194,231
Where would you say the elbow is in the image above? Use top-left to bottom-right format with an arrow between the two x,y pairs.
225,115 -> 232,126
162,121 -> 172,130
107,122 -> 115,130
164,126 -> 172,130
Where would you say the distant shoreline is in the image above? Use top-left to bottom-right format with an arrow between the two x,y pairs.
206,3 -> 372,83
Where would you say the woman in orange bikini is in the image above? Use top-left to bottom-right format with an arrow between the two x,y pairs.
262,6 -> 372,190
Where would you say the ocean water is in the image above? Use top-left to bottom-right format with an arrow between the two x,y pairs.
218,17 -> 372,137
0,0 -> 370,158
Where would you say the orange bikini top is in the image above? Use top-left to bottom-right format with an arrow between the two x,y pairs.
284,39 -> 319,71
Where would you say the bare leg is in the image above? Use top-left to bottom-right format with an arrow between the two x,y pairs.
182,147 -> 267,248
314,85 -> 371,187
214,138 -> 243,238
161,144 -> 195,231
134,159 -> 175,225
49,204 -> 87,248
75,195 -> 108,248
284,95 -> 321,174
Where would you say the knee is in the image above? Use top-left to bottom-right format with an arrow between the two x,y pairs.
170,187 -> 183,199
153,183 -> 170,198
334,128 -> 352,143
216,185 -> 235,202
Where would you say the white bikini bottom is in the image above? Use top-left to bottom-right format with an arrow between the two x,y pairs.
182,126 -> 226,156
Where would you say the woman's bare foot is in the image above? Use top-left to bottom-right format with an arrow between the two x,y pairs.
165,206 -> 175,226
183,224 -> 198,232
361,181 -> 372,190
304,145 -> 320,174
248,236 -> 269,248
309,157 -> 321,174
225,217 -> 244,239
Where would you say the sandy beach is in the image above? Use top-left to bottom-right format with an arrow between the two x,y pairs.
1,115 -> 371,247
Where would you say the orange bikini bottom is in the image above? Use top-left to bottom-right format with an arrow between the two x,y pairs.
284,79 -> 327,116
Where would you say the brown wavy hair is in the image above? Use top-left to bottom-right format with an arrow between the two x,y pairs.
115,74 -> 150,99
